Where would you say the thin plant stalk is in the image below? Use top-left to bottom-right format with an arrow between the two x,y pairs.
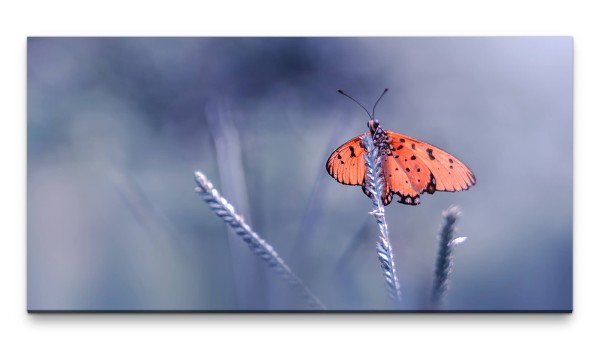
429,206 -> 467,309
205,99 -> 264,308
362,134 -> 402,304
194,171 -> 326,310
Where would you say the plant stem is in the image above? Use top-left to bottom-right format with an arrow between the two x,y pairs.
362,134 -> 402,304
430,206 -> 466,309
194,171 -> 326,310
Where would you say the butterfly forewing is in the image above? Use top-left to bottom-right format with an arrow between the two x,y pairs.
326,136 -> 366,186
386,131 -> 476,193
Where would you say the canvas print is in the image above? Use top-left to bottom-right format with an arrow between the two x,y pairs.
27,37 -> 572,312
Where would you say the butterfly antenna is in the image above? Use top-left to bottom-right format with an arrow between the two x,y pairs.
372,88 -> 388,118
338,89 -> 372,119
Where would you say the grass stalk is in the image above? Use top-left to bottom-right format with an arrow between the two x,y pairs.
362,134 -> 402,304
429,206 -> 466,309
194,171 -> 326,310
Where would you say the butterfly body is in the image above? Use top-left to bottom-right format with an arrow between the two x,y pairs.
327,118 -> 476,206
368,119 -> 392,155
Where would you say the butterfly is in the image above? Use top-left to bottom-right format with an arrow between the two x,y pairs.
326,89 -> 476,206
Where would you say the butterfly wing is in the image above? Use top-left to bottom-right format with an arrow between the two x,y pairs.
326,136 -> 366,186
381,151 -> 426,205
327,135 -> 394,205
327,131 -> 475,206
385,131 -> 476,205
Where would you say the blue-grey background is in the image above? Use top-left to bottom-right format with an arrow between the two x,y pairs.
27,37 -> 572,311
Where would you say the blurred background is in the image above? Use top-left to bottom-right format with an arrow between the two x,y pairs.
27,37 -> 572,311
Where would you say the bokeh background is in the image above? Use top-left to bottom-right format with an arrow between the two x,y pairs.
27,37 -> 572,311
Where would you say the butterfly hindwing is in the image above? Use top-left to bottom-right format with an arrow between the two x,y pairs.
381,150 -> 429,205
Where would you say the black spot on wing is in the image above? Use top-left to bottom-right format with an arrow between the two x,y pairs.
425,173 -> 436,194
426,148 -> 436,160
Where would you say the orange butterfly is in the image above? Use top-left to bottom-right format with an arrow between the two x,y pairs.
326,89 -> 476,206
